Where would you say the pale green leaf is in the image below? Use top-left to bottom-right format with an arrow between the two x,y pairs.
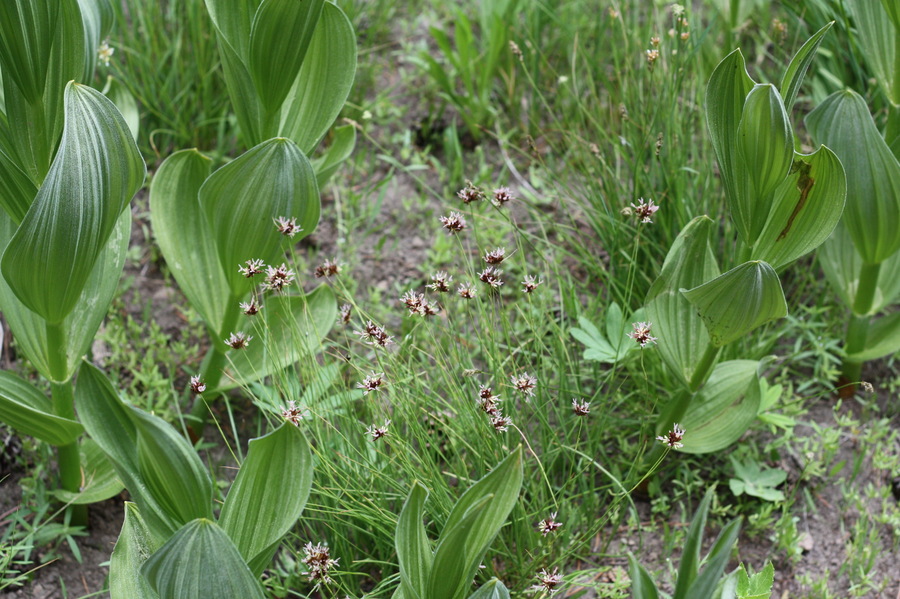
818,223 -> 900,314
570,317 -> 618,363
706,49 -> 755,244
645,216 -> 720,385
102,75 -> 140,141
779,21 -> 833,113
220,285 -> 337,389
468,579 -> 511,599
752,146 -> 846,269
673,488 -> 713,598
75,0 -> 104,81
806,89 -> 900,263
279,2 -> 357,154
53,438 -> 124,504
845,312 -> 900,362
677,360 -> 761,454
629,554 -> 660,599
1,82 -> 145,323
217,34 -> 265,145
0,208 -> 129,383
736,563 -> 775,599
148,149 -> 230,335
313,124 -> 357,187
203,0 -> 256,60
199,138 -> 319,297
429,495 -> 492,599
736,83 -> 794,242
850,0 -> 897,104
109,503 -> 161,599
219,423 -> 313,577
142,519 -> 266,599
396,482 -> 432,599
682,261 -> 787,348
0,124 -> 38,222
688,519 -> 742,599
0,370 -> 82,445
249,0 -> 324,113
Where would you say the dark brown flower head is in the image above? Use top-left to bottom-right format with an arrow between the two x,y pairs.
522,274 -> 543,293
275,216 -> 302,238
511,372 -> 537,397
457,283 -> 476,299
628,321 -> 658,347
478,266 -> 504,288
366,419 -> 391,441
189,375 -> 206,395
656,423 -> 685,449
225,331 -> 252,349
238,258 -> 265,278
439,212 -> 467,234
571,398 -> 590,416
492,186 -> 515,207
426,271 -> 452,293
631,198 -> 660,223
281,400 -> 305,426
483,247 -> 506,264
240,298 -> 261,315
355,321 -> 393,347
315,259 -> 341,278
532,567 -> 563,594
457,180 -> 485,204
400,290 -> 439,317
339,303 -> 352,324
477,385 -> 501,416
264,263 -> 296,292
302,542 -> 339,585
537,512 -> 563,536
357,372 -> 385,395
490,414 -> 512,432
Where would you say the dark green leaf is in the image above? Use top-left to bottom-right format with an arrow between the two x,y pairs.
396,482 -> 432,599
628,554 -> 660,599
109,503 -> 161,599
53,438 -> 124,504
780,21 -> 833,113
0,370 -> 82,445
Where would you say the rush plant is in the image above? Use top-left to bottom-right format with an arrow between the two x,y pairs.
149,0 -> 358,432
646,23 -> 847,452
0,0 -> 145,523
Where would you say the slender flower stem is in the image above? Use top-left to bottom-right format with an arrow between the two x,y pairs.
688,342 -> 720,392
50,380 -> 87,526
841,262 -> 882,394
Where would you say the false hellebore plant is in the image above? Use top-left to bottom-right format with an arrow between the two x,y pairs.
804,0 -> 900,395
149,0 -> 358,433
0,0 -> 145,524
645,23 -> 847,453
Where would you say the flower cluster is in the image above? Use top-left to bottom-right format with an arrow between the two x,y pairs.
522,274 -> 542,293
264,263 -> 296,292
492,186 -> 514,207
483,247 -> 506,264
426,271 -> 452,292
224,331 -> 252,349
457,180 -> 485,204
301,542 -> 339,585
531,567 -> 563,594
477,385 -> 511,433
628,322 -> 658,347
439,212 -> 467,234
537,512 -> 563,536
631,198 -> 660,223
478,266 -> 504,288
400,290 -> 439,316
355,321 -> 393,347
511,372 -> 537,398
189,375 -> 206,395
275,216 -> 302,238
281,400 -> 305,427
357,372 -> 385,395
657,423 -> 685,449
315,259 -> 341,278
366,419 -> 391,441
571,398 -> 590,416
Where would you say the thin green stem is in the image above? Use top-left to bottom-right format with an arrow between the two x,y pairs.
688,342 -> 720,392
50,381 -> 87,526
841,262 -> 881,392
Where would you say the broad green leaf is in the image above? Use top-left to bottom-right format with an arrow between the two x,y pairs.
850,0 -> 897,104
313,124 -> 357,187
688,519 -> 742,599
133,408 -> 214,527
219,423 -> 313,577
0,208 -> 129,383
677,360 -> 761,454
673,488 -> 714,599
429,495 -> 493,599
248,0 -> 324,113
0,370 -> 82,445
53,438 -> 124,504
468,579 -> 511,599
199,138 -> 319,297
806,90 -> 900,263
736,562 -> 775,599
779,21 -> 833,114
0,126 -> 38,223
845,312 -> 900,362
148,150 -> 230,334
629,554 -> 660,599
0,1 -> 58,103
396,482 -> 432,599
75,362 -> 183,540
221,284 -> 337,389
752,146 -> 846,269
75,0 -> 104,81
203,0 -> 256,60
736,84 -> 794,242
1,83 -> 145,323
102,76 -> 140,141
645,216 -> 720,385
217,35 -> 264,145
142,519 -> 266,599
571,317 -> 617,363
279,2 -> 357,154
819,223 -> 900,314
109,503 -> 162,599
706,49 -> 755,244
682,261 -> 787,348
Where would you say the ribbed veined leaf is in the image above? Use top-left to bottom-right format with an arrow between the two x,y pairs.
672,488 -> 713,598
313,124 -> 357,187
779,21 -> 833,114
1,82 -> 144,324
819,223 -> 900,314
216,30 -> 265,145
687,519 -> 742,599
102,76 -> 140,141
204,0 -> 257,60
397,482 -> 433,599
52,438 -> 124,504
706,49 -> 755,244
219,423 -> 313,577
676,360 -> 761,454
148,150 -> 230,334
0,1 -> 58,103
0,209 -> 130,383
221,285 -> 337,389
249,0 -> 324,113
682,261 -> 787,348
199,138 -> 318,297
429,495 -> 493,599
133,409 -> 214,527
109,503 -> 161,599
845,312 -> 900,362
752,146 -> 846,269
0,136 -> 38,223
806,90 -> 900,264
850,0 -> 897,104
645,216 -> 720,386
736,84 -> 794,243
75,0 -> 104,81
468,580 -> 511,599
279,2 -> 357,154
142,519 -> 266,599
0,370 -> 82,446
